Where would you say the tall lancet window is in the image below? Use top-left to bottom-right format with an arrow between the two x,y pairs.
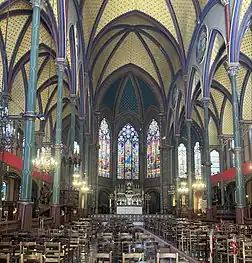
194,142 -> 202,179
178,143 -> 187,178
98,118 -> 110,177
147,119 -> 160,178
117,123 -> 139,179
210,150 -> 220,175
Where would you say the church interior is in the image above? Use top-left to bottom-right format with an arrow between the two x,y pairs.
0,0 -> 251,262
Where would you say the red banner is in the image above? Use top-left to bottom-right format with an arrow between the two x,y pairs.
210,161 -> 252,184
0,151 -> 52,183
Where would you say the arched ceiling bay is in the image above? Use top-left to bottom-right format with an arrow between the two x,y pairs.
0,0 -> 70,134
84,0 -> 198,98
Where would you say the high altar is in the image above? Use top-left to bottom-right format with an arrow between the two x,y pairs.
113,182 -> 143,214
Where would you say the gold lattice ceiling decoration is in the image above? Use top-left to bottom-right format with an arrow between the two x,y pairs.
84,0 -> 198,94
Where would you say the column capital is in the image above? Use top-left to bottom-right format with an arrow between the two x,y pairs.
79,116 -> 85,121
220,0 -> 229,6
31,0 -> 45,9
159,112 -> 166,117
84,72 -> 89,79
226,62 -> 240,76
202,97 -> 211,106
182,75 -> 188,82
55,58 -> 66,73
186,119 -> 193,123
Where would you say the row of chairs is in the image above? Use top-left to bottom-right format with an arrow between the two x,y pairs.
90,251 -> 179,263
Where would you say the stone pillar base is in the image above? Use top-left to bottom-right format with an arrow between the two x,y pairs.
206,207 -> 213,220
51,205 -> 61,227
188,208 -> 193,219
236,207 -> 245,224
18,202 -> 33,231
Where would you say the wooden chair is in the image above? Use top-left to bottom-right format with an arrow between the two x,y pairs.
90,251 -> 112,263
122,252 -> 144,263
20,242 -> 44,263
156,252 -> 179,263
44,242 -> 65,263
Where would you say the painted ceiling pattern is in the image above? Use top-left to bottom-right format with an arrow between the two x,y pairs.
0,0 -> 251,143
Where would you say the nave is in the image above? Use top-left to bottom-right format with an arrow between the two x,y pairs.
1,216 -> 252,262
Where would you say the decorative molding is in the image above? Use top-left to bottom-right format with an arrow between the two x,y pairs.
226,62 -> 240,76
31,0 -> 45,9
219,0 -> 229,6
55,58 -> 66,73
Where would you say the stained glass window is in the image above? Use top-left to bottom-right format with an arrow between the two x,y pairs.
194,142 -> 202,179
2,182 -> 7,201
98,118 -> 110,178
178,143 -> 187,178
210,150 -> 220,175
147,119 -> 160,178
117,123 -> 139,179
231,139 -> 235,167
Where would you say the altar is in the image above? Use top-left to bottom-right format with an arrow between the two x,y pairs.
112,182 -> 144,215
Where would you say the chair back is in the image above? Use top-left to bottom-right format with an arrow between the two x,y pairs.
90,251 -> 112,263
156,252 -> 179,263
122,252 -> 145,263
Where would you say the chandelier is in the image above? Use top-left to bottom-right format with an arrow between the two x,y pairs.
192,178 -> 206,191
0,98 -> 15,151
178,181 -> 189,194
72,172 -> 92,193
32,146 -> 57,173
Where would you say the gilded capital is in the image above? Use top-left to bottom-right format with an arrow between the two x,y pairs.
55,58 -> 66,73
227,62 -> 240,76
220,0 -> 229,6
31,0 -> 45,9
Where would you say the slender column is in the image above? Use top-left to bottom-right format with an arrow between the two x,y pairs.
69,95 -> 76,152
203,98 -> 213,219
19,0 -> 44,231
174,135 -> 180,216
186,120 -> 193,218
51,58 -> 65,226
95,112 -> 100,214
79,117 -> 87,216
159,113 -> 165,213
167,145 -> 174,213
219,136 -> 225,206
227,63 -> 245,224
139,123 -> 144,192
162,144 -> 170,214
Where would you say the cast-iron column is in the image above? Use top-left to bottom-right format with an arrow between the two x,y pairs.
186,120 -> 193,218
174,135 -> 180,216
227,63 -> 246,224
51,58 -> 65,226
203,98 -> 213,219
19,0 -> 44,231
159,113 -> 165,213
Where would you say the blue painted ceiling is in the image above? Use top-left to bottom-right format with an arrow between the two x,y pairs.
101,74 -> 158,113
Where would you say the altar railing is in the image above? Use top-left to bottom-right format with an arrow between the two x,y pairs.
89,214 -> 176,222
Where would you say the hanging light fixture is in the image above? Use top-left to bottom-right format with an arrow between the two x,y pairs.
178,181 -> 189,194
32,33 -> 57,173
192,178 -> 206,191
32,146 -> 57,173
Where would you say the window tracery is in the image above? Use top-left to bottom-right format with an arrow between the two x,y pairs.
98,118 -> 110,178
117,123 -> 139,179
147,119 -> 160,178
